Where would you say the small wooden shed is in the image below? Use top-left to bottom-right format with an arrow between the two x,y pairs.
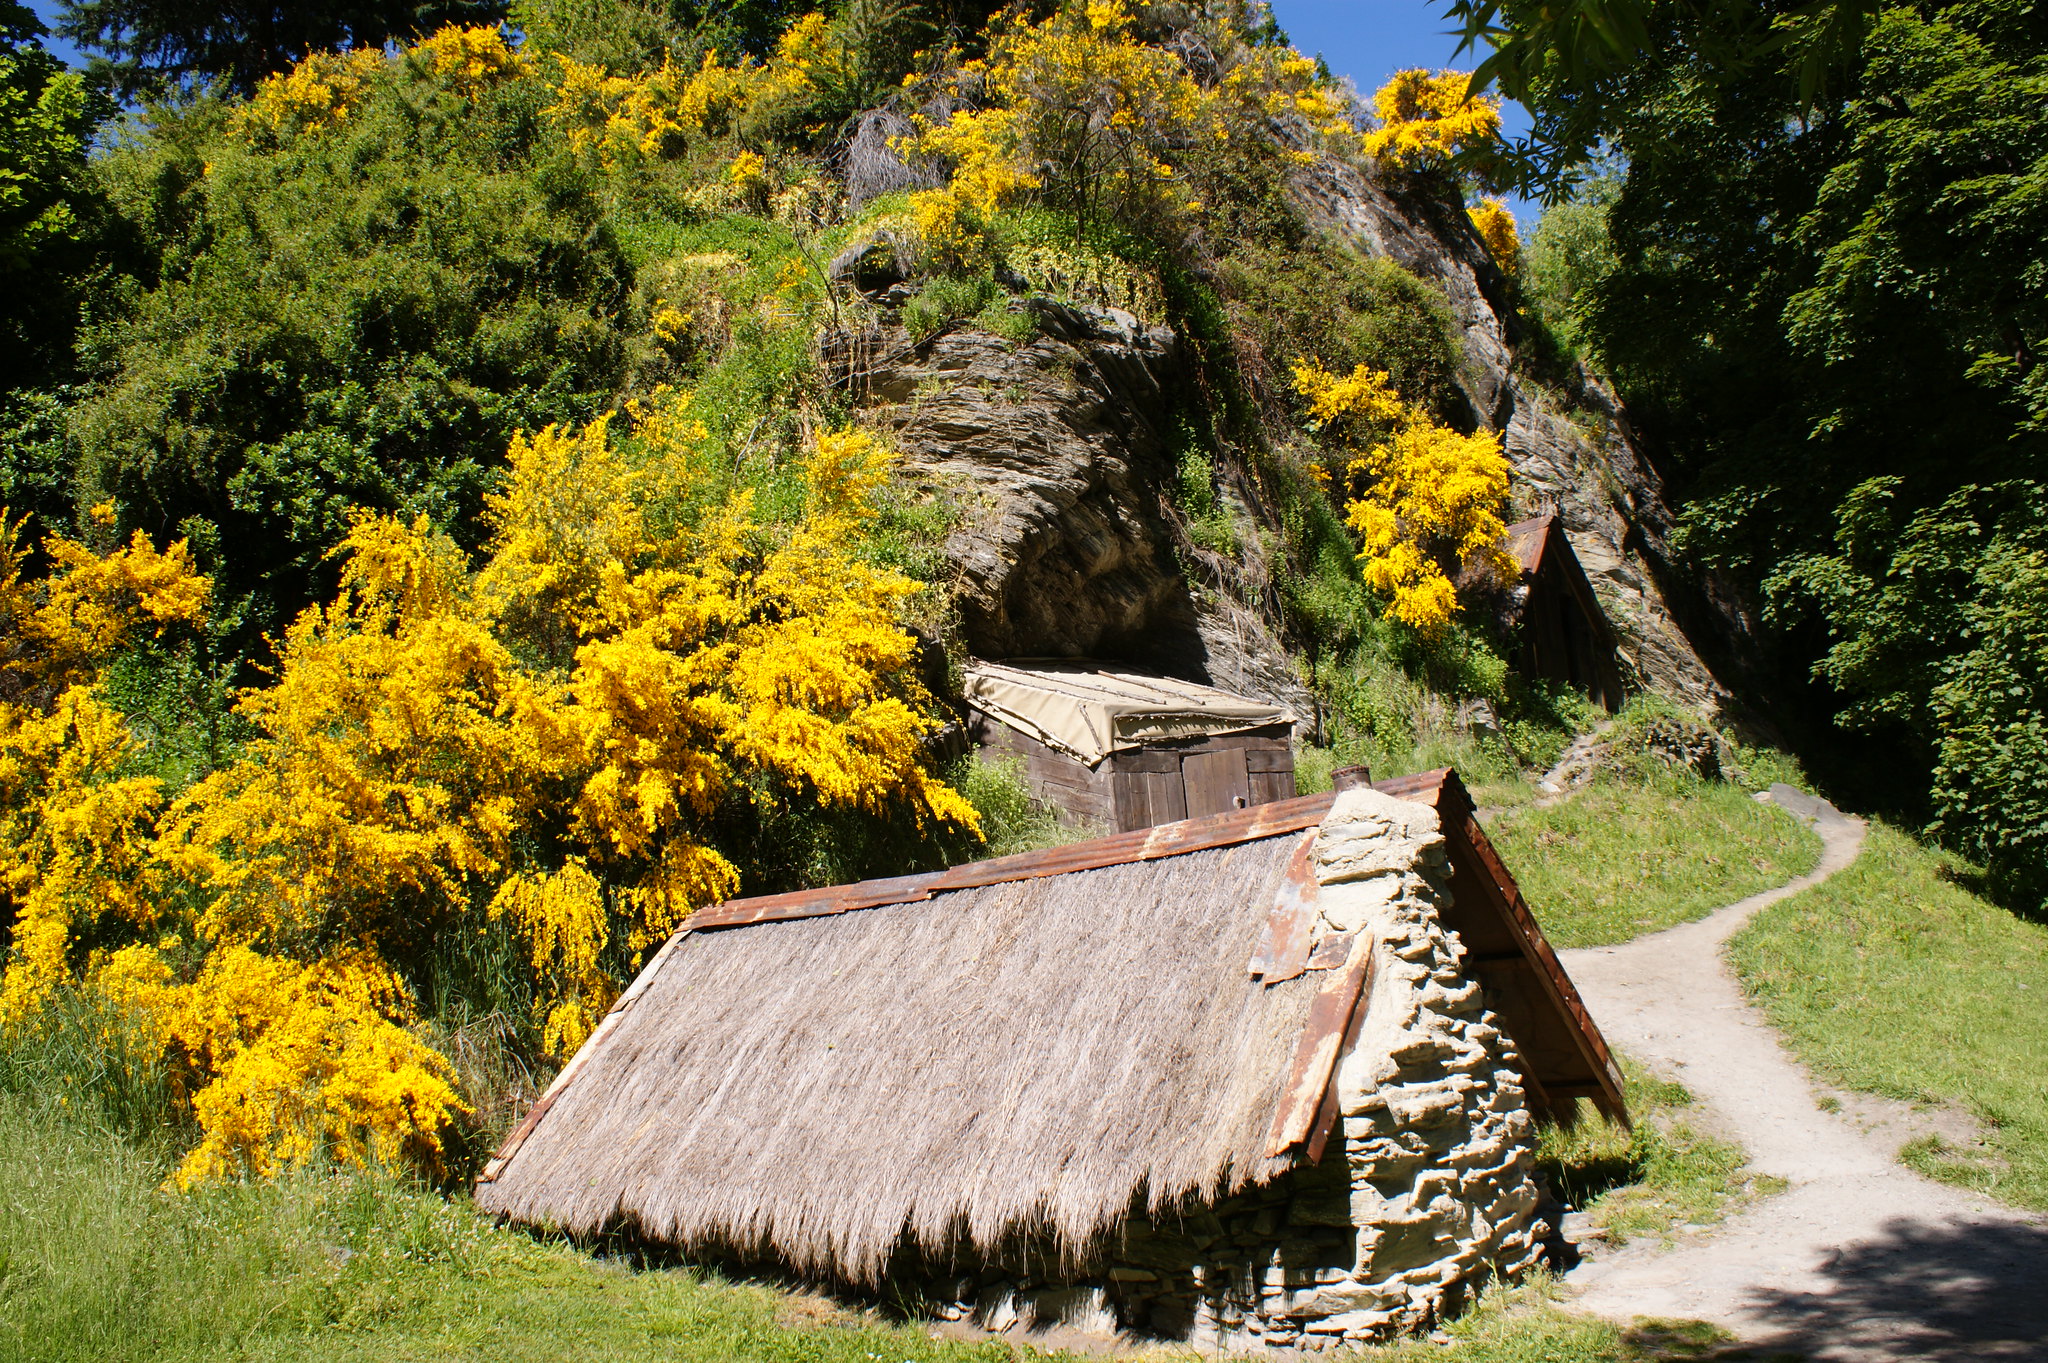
1503,514 -> 1626,711
961,659 -> 1297,832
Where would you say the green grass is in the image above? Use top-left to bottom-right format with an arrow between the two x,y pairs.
1728,822 -> 2048,1213
0,1093 -> 1026,1363
0,1091 -> 1744,1363
1485,777 -> 1822,948
1538,1062 -> 1778,1246
948,754 -> 1094,859
1343,1288 -> 1756,1362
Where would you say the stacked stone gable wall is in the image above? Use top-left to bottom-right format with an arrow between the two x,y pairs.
893,789 -> 1546,1352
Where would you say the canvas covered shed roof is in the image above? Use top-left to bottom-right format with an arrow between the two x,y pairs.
475,770 -> 1623,1279
962,659 -> 1294,765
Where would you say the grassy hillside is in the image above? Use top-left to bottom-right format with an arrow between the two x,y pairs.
1488,777 -> 1819,948
0,1091 -> 1750,1363
1730,824 -> 2048,1213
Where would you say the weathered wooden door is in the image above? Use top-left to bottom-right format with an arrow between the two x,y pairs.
1181,747 -> 1251,819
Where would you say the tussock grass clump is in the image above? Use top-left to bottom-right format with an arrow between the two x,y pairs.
947,754 -> 1091,860
1730,823 -> 2048,1213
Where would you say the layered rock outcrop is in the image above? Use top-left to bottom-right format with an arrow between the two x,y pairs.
829,110 -> 1741,718
824,299 -> 1315,718
1287,159 -> 1736,712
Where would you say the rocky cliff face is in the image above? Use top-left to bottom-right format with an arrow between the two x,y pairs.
828,138 -> 1736,720
825,295 -> 1317,719
1288,160 -> 1733,712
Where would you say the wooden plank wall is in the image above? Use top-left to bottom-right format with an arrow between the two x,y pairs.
966,711 -> 1116,829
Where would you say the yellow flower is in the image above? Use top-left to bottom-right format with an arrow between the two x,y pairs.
726,149 -> 767,187
1467,196 -> 1521,273
412,24 -> 524,98
1290,360 -> 1515,634
1363,68 -> 1502,167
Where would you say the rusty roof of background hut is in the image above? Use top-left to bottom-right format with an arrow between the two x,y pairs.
1506,512 -> 1559,578
474,771 -> 1624,1278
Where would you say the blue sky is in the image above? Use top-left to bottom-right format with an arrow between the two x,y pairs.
24,0 -> 1533,218
1270,1 -> 1535,220
24,2 -> 78,64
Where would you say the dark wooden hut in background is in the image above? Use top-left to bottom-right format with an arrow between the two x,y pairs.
1502,514 -> 1626,711
962,660 -> 1296,831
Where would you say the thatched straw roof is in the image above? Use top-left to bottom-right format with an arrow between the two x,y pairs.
476,824 -> 1321,1279
475,772 -> 1624,1280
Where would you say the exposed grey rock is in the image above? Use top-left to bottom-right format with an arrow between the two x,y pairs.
1286,155 -> 1739,714
824,300 -> 1312,716
827,231 -> 912,297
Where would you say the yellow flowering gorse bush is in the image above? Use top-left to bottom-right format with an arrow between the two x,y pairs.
542,15 -> 829,171
235,26 -> 526,145
1364,68 -> 1503,168
1467,197 -> 1520,273
895,0 -> 1355,267
1292,361 -> 1516,633
234,48 -> 386,139
0,396 -> 974,1186
411,23 -> 525,96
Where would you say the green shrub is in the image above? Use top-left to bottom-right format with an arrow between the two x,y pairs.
1777,480 -> 2048,908
901,273 -> 990,341
1218,238 -> 1466,424
989,207 -> 1166,320
1521,175 -> 1620,370
948,754 -> 1082,858
74,71 -> 635,638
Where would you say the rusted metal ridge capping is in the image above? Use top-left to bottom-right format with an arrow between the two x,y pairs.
689,770 -> 1462,934
1264,934 -> 1377,1160
682,790 -> 1349,932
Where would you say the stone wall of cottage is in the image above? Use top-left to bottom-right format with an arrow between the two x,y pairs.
909,788 -> 1548,1351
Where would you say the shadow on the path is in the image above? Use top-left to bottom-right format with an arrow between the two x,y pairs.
1740,1214 -> 2048,1361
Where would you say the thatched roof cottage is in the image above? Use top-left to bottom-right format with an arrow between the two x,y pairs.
476,769 -> 1623,1350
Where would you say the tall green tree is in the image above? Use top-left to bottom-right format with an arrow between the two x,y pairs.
1,3 -> 108,526
71,33 -> 635,641
1484,0 -> 2048,902
1441,0 -> 1884,195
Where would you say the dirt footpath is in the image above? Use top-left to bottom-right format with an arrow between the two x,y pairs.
1557,793 -> 2048,1361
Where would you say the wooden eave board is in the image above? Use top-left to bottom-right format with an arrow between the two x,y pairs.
1419,772 -> 1628,1124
